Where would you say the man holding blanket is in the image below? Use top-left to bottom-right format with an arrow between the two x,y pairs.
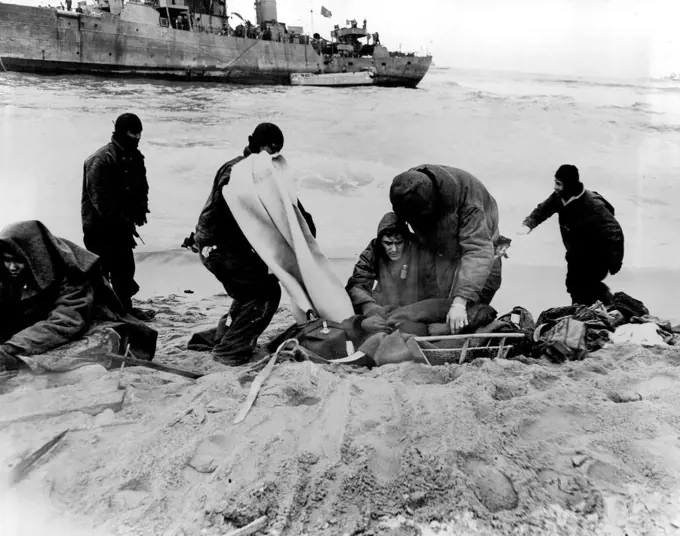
192,123 -> 351,365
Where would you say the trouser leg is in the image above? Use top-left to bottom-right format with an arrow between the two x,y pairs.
565,258 -> 610,306
200,248 -> 281,365
477,257 -> 502,306
84,230 -> 139,311
212,276 -> 280,364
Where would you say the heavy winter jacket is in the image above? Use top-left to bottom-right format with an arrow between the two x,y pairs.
194,152 -> 316,266
523,184 -> 624,272
82,138 -> 150,238
345,212 -> 438,314
0,220 -> 157,358
390,165 -> 500,303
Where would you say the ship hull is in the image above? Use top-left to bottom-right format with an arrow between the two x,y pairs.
0,2 -> 431,87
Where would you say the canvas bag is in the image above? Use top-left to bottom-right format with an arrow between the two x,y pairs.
494,306 -> 536,357
537,317 -> 588,362
266,317 -> 350,360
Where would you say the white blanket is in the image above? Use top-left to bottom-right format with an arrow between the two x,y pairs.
223,152 -> 354,324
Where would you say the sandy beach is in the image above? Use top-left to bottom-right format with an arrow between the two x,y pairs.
2,278 -> 680,536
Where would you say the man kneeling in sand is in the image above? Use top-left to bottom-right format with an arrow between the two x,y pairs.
389,165 -> 504,334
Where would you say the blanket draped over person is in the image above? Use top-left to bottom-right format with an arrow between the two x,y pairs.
346,212 -> 438,314
0,220 -> 157,371
223,151 -> 354,324
389,165 -> 502,305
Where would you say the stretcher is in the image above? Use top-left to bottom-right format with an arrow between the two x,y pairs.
411,333 -> 527,366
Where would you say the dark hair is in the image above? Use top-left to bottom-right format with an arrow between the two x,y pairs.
247,122 -> 284,154
381,228 -> 405,241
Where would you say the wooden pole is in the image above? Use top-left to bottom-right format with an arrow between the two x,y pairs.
309,0 -> 313,34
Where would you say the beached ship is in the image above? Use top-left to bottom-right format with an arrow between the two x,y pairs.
0,0 -> 432,87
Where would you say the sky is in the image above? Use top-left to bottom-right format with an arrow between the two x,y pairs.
16,0 -> 680,78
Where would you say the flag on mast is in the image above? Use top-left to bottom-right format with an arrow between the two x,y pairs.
320,6 -> 332,18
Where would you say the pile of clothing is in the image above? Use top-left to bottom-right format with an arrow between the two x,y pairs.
532,292 -> 680,363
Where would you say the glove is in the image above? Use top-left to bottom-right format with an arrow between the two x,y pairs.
201,245 -> 217,259
361,315 -> 390,334
494,243 -> 510,260
446,303 -> 468,334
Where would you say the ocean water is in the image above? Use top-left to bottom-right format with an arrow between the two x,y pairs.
1,67 -> 679,314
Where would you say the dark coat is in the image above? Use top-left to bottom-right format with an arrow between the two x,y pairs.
194,152 -> 316,268
82,138 -> 150,239
0,221 -> 157,359
523,184 -> 624,272
390,165 -> 501,303
345,212 -> 438,314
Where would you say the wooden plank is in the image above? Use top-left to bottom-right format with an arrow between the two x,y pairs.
458,339 -> 471,364
495,337 -> 506,359
0,378 -> 125,427
221,516 -> 268,536
8,429 -> 68,486
103,353 -> 203,380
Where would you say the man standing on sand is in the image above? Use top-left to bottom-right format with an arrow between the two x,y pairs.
191,123 -> 317,366
82,113 -> 154,321
389,165 -> 503,334
519,164 -> 624,306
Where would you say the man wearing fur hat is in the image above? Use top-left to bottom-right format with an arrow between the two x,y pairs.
520,164 -> 624,306
389,165 -> 503,334
82,113 -> 152,321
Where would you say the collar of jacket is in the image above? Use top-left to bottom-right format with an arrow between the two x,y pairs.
561,187 -> 586,206
110,137 -> 142,158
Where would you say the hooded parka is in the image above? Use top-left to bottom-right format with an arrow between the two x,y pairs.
389,165 -> 502,305
346,212 -> 438,314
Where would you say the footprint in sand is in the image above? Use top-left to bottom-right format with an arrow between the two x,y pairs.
630,374 -> 679,398
461,458 -> 518,513
492,383 -> 528,401
520,408 -> 595,441
189,434 -> 235,474
529,371 -> 560,391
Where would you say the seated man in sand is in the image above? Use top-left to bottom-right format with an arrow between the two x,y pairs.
0,220 -> 157,374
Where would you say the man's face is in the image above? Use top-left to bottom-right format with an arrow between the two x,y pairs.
3,253 -> 25,278
381,234 -> 405,261
126,130 -> 142,144
554,178 -> 565,195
